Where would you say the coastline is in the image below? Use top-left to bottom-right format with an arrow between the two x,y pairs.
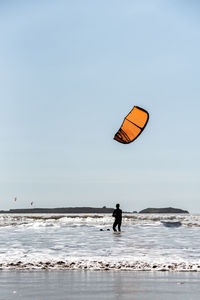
2,259 -> 200,272
0,206 -> 189,214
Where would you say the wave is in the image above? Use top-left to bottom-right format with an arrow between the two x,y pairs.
0,214 -> 200,228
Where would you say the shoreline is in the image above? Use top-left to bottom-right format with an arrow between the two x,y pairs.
1,260 -> 200,272
1,270 -> 200,299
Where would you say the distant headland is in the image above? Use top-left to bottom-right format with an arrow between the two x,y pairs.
139,207 -> 189,214
0,206 -> 189,214
0,207 -> 114,214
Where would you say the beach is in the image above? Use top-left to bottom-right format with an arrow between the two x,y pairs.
1,270 -> 200,300
1,0 -> 200,298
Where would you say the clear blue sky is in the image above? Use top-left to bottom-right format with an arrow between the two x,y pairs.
0,0 -> 200,213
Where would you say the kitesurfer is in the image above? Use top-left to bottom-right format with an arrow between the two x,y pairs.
112,204 -> 122,232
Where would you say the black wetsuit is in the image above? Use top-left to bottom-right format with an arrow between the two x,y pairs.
112,208 -> 122,232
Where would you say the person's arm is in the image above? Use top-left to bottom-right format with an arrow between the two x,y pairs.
112,210 -> 116,217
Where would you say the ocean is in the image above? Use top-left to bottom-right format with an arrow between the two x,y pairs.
0,213 -> 200,272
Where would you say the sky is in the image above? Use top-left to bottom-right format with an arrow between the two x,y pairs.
0,0 -> 200,213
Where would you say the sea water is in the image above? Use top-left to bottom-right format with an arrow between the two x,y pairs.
0,213 -> 200,271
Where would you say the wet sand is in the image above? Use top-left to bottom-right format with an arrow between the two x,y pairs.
0,271 -> 200,300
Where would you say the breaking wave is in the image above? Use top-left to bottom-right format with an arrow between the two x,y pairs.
1,213 -> 200,272
0,213 -> 200,228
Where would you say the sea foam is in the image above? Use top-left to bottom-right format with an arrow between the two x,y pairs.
0,213 -> 200,271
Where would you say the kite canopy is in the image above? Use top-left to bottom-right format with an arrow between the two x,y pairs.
114,106 -> 149,144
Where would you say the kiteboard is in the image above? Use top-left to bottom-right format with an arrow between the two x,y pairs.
161,221 -> 181,228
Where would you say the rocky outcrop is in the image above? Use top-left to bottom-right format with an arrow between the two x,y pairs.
139,207 -> 189,214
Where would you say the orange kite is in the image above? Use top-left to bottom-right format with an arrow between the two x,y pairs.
114,106 -> 149,144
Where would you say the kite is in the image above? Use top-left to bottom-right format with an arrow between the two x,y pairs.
114,106 -> 149,144
14,197 -> 17,202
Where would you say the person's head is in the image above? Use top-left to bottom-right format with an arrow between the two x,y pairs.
116,203 -> 120,209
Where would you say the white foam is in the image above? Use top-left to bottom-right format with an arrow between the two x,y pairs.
0,213 -> 200,271
1,254 -> 200,271
1,213 -> 200,228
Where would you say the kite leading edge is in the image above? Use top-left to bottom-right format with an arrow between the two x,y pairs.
114,106 -> 149,144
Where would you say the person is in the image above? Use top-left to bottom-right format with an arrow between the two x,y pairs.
112,204 -> 122,232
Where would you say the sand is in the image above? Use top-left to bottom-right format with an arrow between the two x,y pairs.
0,270 -> 200,300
